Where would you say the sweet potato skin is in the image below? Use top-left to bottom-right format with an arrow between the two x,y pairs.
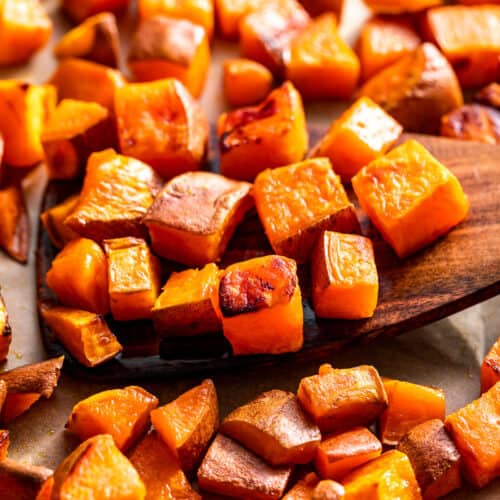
0,459 -> 53,500
0,294 -> 10,362
62,0 -> 130,23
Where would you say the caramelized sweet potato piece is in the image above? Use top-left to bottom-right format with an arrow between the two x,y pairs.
151,379 -> 219,472
310,97 -> 402,181
52,434 -> 145,499
219,255 -> 303,355
54,13 -> 120,67
198,433 -> 293,499
0,0 -> 52,67
481,336 -> 500,393
67,386 -> 158,451
215,0 -> 267,39
283,472 -> 320,499
115,78 -> 208,178
445,382 -> 500,488
254,158 -> 359,263
40,304 -> 122,368
475,82 -> 500,109
364,0 -> 442,14
129,16 -> 210,97
0,294 -> 10,362
223,58 -> 274,107
65,149 -> 162,242
0,429 -> 9,460
299,0 -> 344,17
40,195 -> 80,249
398,419 -> 461,499
145,171 -> 253,266
221,390 -> 320,465
297,364 -> 387,433
35,477 -> 53,500
62,0 -> 130,23
0,459 -> 52,500
218,81 -> 308,180
130,431 -> 201,500
352,140 -> 470,259
104,237 -> 161,321
312,480 -> 345,500
359,43 -> 463,134
152,263 -> 221,337
286,14 -> 360,100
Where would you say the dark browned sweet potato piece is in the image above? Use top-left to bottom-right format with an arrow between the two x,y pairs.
475,82 -> 500,109
0,293 -> 12,362
40,195 -> 80,249
0,459 -> 52,500
0,184 -> 29,263
0,429 -> 9,460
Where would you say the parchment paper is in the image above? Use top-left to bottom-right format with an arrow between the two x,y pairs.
0,1 -> 498,498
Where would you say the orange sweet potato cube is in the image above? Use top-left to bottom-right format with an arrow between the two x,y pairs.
364,0 -> 443,14
297,364 -> 387,433
379,378 -> 446,446
36,477 -> 54,500
104,237 -> 161,321
219,255 -> 303,355
352,140 -> 469,259
0,293 -> 11,363
62,0 -> 130,23
128,16 -> 210,98
481,336 -> 500,393
312,231 -> 378,320
144,171 -> 253,266
445,382 -> 500,488
286,14 -> 360,100
218,81 -> 308,180
115,78 -> 208,178
40,194 -> 80,249
310,97 -> 402,182
215,0 -> 267,39
254,158 -> 360,263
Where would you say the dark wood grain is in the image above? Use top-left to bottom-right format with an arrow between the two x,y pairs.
36,128 -> 500,382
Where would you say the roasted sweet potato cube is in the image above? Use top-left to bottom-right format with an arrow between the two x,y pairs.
312,480 -> 345,500
46,237 -> 109,315
52,434 -> 145,499
67,386 -> 158,451
130,431 -> 201,500
282,472 -> 320,499
342,450 -> 421,499
218,81 -> 308,180
62,0 -> 130,23
65,149 -> 162,242
0,429 -> 9,460
198,433 -> 293,499
145,171 -> 253,266
297,364 -> 387,433
286,14 -> 360,100
40,194 -> 80,249
50,58 -> 126,111
129,16 -> 210,98
223,58 -> 274,107
0,459 -> 53,500
35,477 -> 53,500
215,0 -> 267,39
104,237 -> 161,321
481,336 -> 500,393
239,0 -> 310,75
40,304 -> 122,368
0,0 -> 52,67
364,0 -> 443,14
221,389 -> 320,465
475,82 -> 500,109
310,97 -> 402,181
151,379 -> 219,472
115,78 -> 209,178
352,140 -> 470,259
152,263 -> 221,337
398,419 -> 461,499
54,13 -> 120,67
359,43 -> 463,134
445,381 -> 500,488
0,294 -> 10,362
312,231 -> 378,320
219,255 -> 303,355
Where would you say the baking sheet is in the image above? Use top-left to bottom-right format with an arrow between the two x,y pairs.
0,1 -> 499,497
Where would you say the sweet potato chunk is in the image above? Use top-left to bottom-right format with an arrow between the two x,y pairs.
312,231 -> 378,320
65,149 -> 162,242
40,304 -> 122,368
218,81 -> 308,180
0,459 -> 53,500
445,382 -> 500,488
198,433 -> 293,499
310,97 -> 402,181
282,472 -> 320,499
0,0 -> 52,67
254,158 -> 359,263
54,12 -> 120,67
152,263 -> 221,337
35,477 -> 53,500
0,293 -> 10,362
52,434 -> 145,499
364,0 -> 442,14
129,431 -> 201,500
62,0 -> 130,23
219,255 -> 303,355
398,419 -> 461,499
215,0 -> 267,39
312,480 -> 345,500
352,140 -> 470,259
223,58 -> 273,107
67,386 -> 158,451
104,237 -> 161,321
0,429 -> 9,460
40,194 -> 80,249
145,171 -> 253,266
297,364 -> 387,433
129,16 -> 210,98
481,336 -> 500,393
286,14 -> 360,100
359,43 -> 463,134
475,82 -> 500,109
151,379 -> 219,472
299,0 -> 344,17
115,78 -> 208,178
221,389 -> 321,465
